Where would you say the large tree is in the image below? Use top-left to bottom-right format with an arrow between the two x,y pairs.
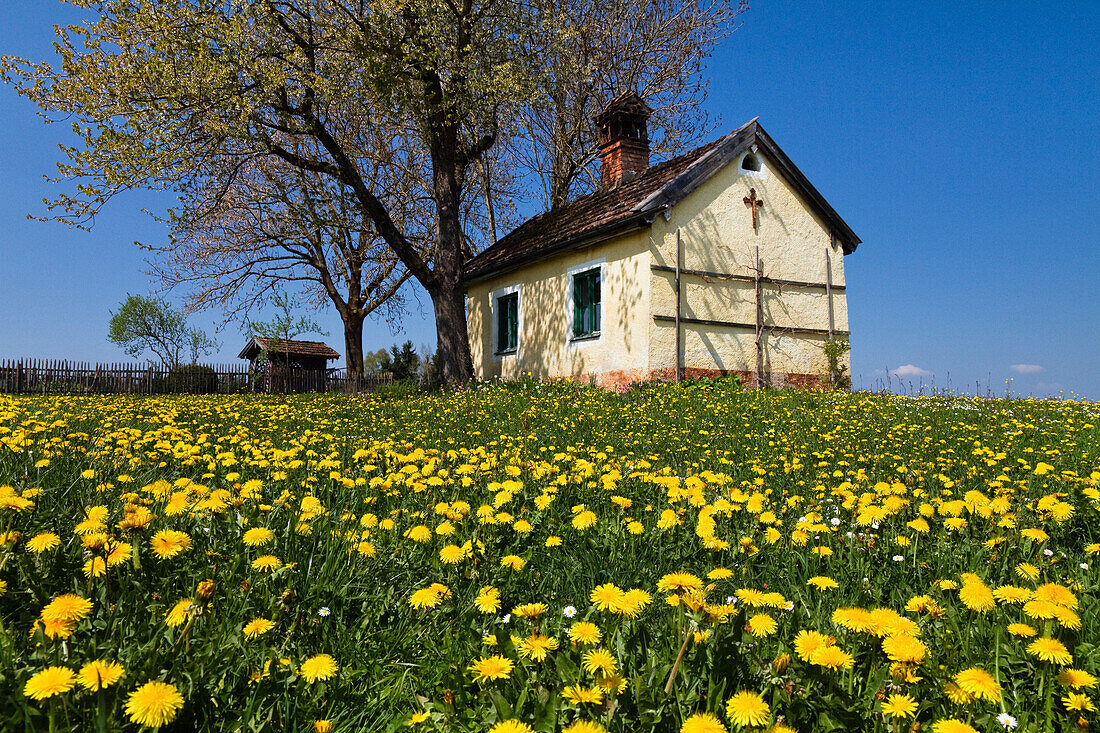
150,141 -> 422,374
4,0 -> 533,382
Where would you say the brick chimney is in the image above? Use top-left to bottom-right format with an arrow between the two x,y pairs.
596,91 -> 652,188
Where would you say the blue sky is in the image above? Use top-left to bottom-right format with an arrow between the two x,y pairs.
1,2 -> 1097,398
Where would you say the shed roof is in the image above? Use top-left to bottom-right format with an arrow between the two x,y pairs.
238,338 -> 340,361
463,120 -> 860,286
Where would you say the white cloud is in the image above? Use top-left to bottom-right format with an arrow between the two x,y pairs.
891,364 -> 933,379
1010,364 -> 1045,375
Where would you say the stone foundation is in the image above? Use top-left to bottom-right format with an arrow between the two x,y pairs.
575,368 -> 830,392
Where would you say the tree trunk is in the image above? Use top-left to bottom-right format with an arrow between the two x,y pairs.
342,312 -> 366,376
431,283 -> 473,384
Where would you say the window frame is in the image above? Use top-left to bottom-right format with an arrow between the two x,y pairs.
490,284 -> 521,359
565,258 -> 606,347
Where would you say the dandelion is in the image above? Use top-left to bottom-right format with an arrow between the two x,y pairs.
475,586 -> 501,614
724,691 -> 770,728
467,655 -> 514,682
590,583 -> 625,611
489,721 -> 534,733
251,555 -> 282,572
26,532 -> 61,553
164,599 -> 194,628
77,660 -> 124,690
681,712 -> 728,732
568,621 -> 602,645
242,527 -> 274,546
299,654 -> 338,683
24,666 -> 77,700
879,693 -> 918,719
1028,637 -> 1073,665
243,618 -> 275,638
41,594 -> 93,624
1063,693 -> 1096,712
125,680 -> 185,728
582,648 -> 617,676
562,685 -> 604,705
954,667 -> 1001,702
931,721 -> 979,733
1057,669 -> 1098,689
747,613 -> 778,637
563,722 -> 606,733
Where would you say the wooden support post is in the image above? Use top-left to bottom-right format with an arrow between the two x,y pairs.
826,235 -> 835,338
754,245 -> 764,388
675,228 -> 682,382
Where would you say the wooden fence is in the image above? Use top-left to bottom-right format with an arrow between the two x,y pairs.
0,359 -> 393,395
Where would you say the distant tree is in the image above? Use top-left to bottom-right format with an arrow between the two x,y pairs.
108,295 -> 218,368
375,341 -> 421,382
362,349 -> 390,376
248,294 -> 328,345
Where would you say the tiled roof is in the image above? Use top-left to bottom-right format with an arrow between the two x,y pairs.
238,338 -> 340,360
463,120 -> 860,285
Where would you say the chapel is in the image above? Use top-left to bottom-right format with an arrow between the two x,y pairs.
463,92 -> 860,389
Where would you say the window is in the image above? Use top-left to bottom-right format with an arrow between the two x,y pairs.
572,268 -> 601,339
495,292 -> 518,354
740,152 -> 762,172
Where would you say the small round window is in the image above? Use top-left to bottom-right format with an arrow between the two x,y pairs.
740,153 -> 762,172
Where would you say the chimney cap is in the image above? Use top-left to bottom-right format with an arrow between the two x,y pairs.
594,91 -> 652,128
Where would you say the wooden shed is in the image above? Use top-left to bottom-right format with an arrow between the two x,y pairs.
238,338 -> 340,393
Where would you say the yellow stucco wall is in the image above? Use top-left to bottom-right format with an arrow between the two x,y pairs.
466,232 -> 651,384
466,144 -> 851,387
647,148 -> 849,381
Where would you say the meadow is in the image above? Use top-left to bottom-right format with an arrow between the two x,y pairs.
0,381 -> 1097,732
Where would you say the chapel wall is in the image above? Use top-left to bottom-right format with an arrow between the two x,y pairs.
466,231 -> 651,386
647,148 -> 850,383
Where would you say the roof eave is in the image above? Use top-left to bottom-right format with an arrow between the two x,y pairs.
462,211 -> 655,288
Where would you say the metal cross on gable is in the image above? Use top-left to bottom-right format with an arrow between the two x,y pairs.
743,187 -> 763,232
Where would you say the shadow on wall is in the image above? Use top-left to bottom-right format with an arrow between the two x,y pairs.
498,246 -> 645,382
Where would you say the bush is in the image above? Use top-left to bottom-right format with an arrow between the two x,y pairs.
166,364 -> 219,394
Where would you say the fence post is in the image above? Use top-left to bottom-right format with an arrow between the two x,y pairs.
16,360 -> 23,394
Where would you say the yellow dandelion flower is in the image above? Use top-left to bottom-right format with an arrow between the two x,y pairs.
590,583 -> 625,611
243,618 -> 275,639
24,666 -> 76,700
562,684 -> 604,705
467,655 -> 513,683
26,532 -> 61,553
1058,669 -> 1099,689
77,660 -> 124,691
879,693 -> 918,719
568,621 -> 602,645
475,586 -> 501,614
299,654 -> 338,683
1063,693 -> 1096,712
251,555 -> 282,572
242,527 -> 274,547
489,721 -> 534,733
747,613 -> 778,637
1028,637 -> 1073,665
724,690 -> 770,728
165,599 -> 194,628
582,648 -> 617,676
125,680 -> 185,728
680,712 -> 727,732
150,530 -> 192,559
954,667 -> 1001,702
931,720 -> 978,733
